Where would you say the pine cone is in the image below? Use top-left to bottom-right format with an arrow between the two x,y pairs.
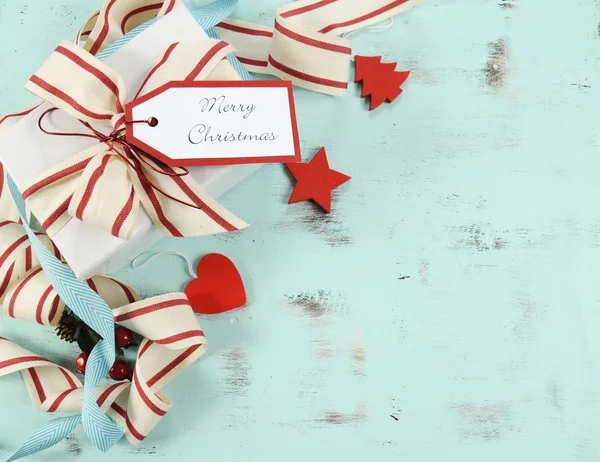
55,310 -> 77,343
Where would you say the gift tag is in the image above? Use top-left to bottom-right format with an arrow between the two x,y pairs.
126,80 -> 301,166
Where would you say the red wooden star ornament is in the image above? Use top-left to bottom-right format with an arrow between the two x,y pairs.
286,147 -> 351,213
355,55 -> 410,111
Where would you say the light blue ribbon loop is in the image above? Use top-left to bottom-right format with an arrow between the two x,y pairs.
7,175 -> 124,454
2,0 -> 247,459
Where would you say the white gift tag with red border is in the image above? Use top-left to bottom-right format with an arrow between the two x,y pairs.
126,80 -> 301,167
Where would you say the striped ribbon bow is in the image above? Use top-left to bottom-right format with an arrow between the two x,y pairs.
22,38 -> 247,241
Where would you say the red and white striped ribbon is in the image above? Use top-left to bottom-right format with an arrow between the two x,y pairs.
76,0 -> 422,96
0,230 -> 207,445
0,163 -> 23,225
22,39 -> 247,240
75,10 -> 101,46
215,0 -> 422,95
0,0 -> 182,134
83,0 -> 182,56
0,223 -> 61,305
0,298 -> 207,445
75,0 -> 422,96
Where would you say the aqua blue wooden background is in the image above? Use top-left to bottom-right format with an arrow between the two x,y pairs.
2,0 -> 600,460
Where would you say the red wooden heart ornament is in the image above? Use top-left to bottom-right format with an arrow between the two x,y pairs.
185,253 -> 247,314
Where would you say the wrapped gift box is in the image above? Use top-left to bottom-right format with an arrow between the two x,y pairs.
0,6 -> 259,280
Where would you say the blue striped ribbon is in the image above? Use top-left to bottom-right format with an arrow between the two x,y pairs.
1,0 -> 247,459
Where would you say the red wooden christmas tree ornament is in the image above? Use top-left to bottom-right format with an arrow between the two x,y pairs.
355,55 -> 410,111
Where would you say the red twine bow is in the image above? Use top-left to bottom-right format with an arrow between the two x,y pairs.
37,107 -> 210,210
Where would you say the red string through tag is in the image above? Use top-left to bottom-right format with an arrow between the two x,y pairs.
37,108 -> 210,211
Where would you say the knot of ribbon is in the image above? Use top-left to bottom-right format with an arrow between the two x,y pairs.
22,39 -> 247,241
37,107 -> 201,211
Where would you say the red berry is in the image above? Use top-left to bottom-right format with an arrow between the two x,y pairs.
115,327 -> 134,348
76,353 -> 88,374
109,359 -> 130,381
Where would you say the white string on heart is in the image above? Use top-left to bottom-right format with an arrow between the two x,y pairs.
132,251 -> 198,278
